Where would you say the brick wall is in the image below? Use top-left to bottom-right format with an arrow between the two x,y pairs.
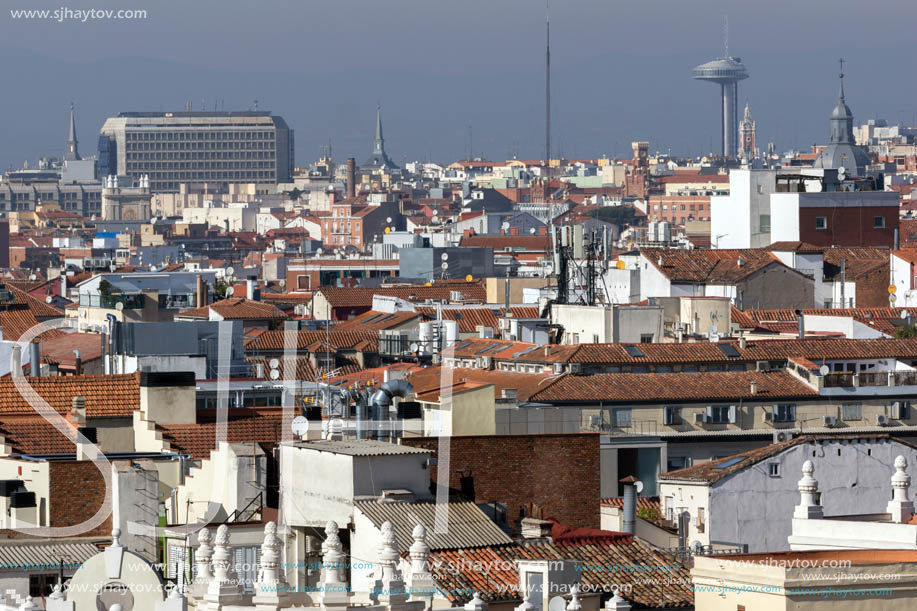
49,461 -> 112,537
402,433 -> 601,530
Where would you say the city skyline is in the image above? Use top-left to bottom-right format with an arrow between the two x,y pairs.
1,0 -> 916,170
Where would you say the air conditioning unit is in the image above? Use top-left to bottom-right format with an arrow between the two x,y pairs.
823,416 -> 837,427
694,412 -> 707,424
773,431 -> 795,444
763,411 -> 775,422
876,414 -> 890,426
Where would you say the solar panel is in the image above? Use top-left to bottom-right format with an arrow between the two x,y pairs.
512,345 -> 540,358
717,343 -> 741,358
453,340 -> 473,350
363,313 -> 384,323
714,457 -> 746,470
624,345 -> 646,358
475,343 -> 499,354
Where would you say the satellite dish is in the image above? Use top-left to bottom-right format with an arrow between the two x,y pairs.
819,364 -> 830,376
441,252 -> 449,261
386,217 -> 392,224
291,416 -> 310,437
548,596 -> 566,611
635,480 -> 644,494
115,302 -> 124,311
410,342 -> 419,353
29,274 -> 36,281
441,262 -> 449,270
317,248 -> 324,256
838,166 -> 847,180
269,369 -> 280,380
269,358 -> 280,369
226,266 -> 235,278
45,296 -> 53,304
902,310 -> 910,320
502,221 -> 510,231
530,227 -> 536,234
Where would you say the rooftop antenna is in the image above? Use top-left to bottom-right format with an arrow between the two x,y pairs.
723,15 -> 729,57
545,0 -> 551,171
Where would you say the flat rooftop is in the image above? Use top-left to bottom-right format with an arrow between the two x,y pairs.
712,549 -> 917,566
286,439 -> 430,457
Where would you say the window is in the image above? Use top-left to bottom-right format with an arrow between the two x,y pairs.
640,333 -> 654,343
707,405 -> 734,424
874,216 -> 886,229
815,216 -> 827,230
768,463 -> 781,477
759,214 -> 771,232
842,403 -> 862,421
233,546 -> 261,593
30,575 -> 57,598
774,404 -> 796,423
664,405 -> 681,425
612,408 -> 632,428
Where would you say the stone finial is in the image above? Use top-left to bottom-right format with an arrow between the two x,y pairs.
794,460 -> 823,519
194,528 -> 214,585
371,521 -> 407,604
566,585 -> 582,611
409,524 -> 431,576
253,521 -> 290,606
204,523 -> 242,604
464,592 -> 488,611
605,588 -> 632,611
323,520 -> 341,555
515,591 -> 536,611
888,455 -> 915,523
111,528 -> 122,547
319,519 -> 347,599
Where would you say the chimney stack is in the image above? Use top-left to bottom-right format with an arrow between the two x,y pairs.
346,157 -> 356,199
738,331 -> 747,350
72,349 -> 82,376
28,342 -> 40,377
750,380 -> 758,395
11,344 -> 21,375
796,309 -> 805,340
195,275 -> 204,308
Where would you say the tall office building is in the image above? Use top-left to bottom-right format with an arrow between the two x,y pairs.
98,111 -> 294,192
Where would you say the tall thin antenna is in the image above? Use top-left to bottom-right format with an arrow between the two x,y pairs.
723,15 -> 729,57
545,0 -> 551,170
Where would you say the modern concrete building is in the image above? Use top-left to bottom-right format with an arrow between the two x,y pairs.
692,53 -> 749,158
98,111 -> 294,192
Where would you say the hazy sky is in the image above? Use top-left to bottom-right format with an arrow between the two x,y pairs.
1,0 -> 916,170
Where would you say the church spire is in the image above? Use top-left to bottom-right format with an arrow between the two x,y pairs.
66,101 -> 80,161
374,104 -> 384,154
838,58 -> 846,102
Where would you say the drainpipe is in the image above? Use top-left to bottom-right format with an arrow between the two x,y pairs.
620,476 -> 638,535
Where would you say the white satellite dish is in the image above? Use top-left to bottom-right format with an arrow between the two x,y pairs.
115,302 -> 124,311
441,262 -> 449,270
410,342 -> 419,353
635,480 -> 644,494
317,248 -> 324,256
441,252 -> 449,261
45,296 -> 53,304
226,266 -> 235,278
838,166 -> 847,180
530,227 -> 536,234
501,221 -> 510,231
548,597 -> 566,611
269,369 -> 280,380
386,217 -> 392,224
902,310 -> 910,320
819,365 -> 830,376
291,416 -> 310,437
269,358 -> 280,369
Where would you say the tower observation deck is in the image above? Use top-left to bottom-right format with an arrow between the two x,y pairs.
692,56 -> 749,158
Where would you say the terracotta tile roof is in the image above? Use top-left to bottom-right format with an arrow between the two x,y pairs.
246,330 -> 378,353
529,370 -> 815,403
0,417 -> 76,454
158,411 -> 293,459
178,298 -> 288,321
327,363 -> 420,388
316,282 -> 486,308
405,367 -> 556,402
510,338 -> 917,366
0,374 -> 139,418
642,248 -> 788,283
600,496 -> 664,524
8,285 -> 63,319
334,310 -> 421,331
40,333 -> 103,369
659,437 -> 806,483
767,241 -> 824,254
0,306 -> 65,342
425,536 -> 692,608
245,356 -> 363,381
730,306 -> 757,329
414,306 -> 541,334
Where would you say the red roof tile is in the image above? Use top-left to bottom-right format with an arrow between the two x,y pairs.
0,374 -> 139,418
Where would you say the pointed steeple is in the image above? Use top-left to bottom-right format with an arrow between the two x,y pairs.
364,104 -> 398,169
66,102 -> 80,161
374,104 -> 384,152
